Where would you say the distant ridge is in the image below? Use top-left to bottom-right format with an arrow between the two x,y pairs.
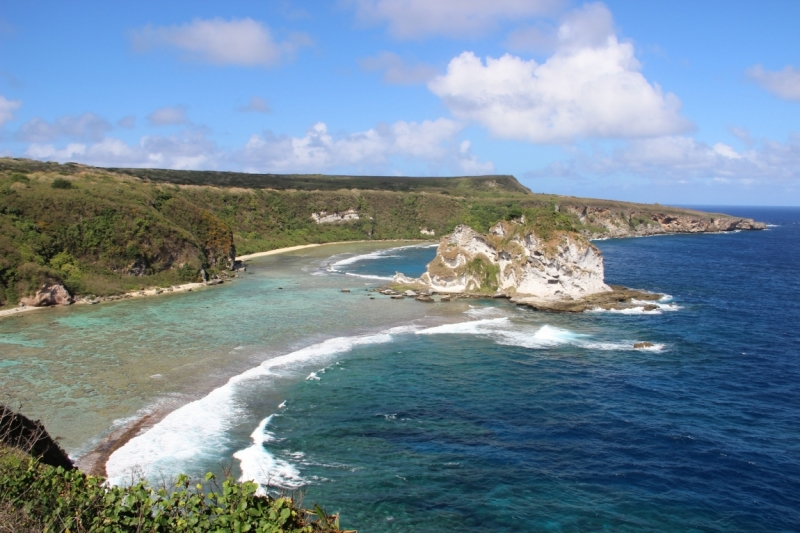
107,168 -> 533,194
0,158 -> 531,194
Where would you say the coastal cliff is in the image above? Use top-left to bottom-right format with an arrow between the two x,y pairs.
562,204 -> 765,238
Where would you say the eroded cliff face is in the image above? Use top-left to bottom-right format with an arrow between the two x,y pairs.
564,205 -> 766,238
406,222 -> 611,299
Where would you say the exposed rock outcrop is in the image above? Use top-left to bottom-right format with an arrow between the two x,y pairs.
0,405 -> 74,470
391,223 -> 672,313
564,205 -> 766,238
311,208 -> 360,224
402,223 -> 611,300
19,283 -> 73,307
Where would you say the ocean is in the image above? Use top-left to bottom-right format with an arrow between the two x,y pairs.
1,207 -> 798,531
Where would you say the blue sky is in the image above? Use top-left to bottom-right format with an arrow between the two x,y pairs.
1,1 -> 799,205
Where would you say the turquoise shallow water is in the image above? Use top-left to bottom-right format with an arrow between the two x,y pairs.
0,242 -> 451,456
3,209 -> 800,532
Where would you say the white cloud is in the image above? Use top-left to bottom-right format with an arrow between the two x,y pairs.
21,119 -> 493,175
533,134 -> 800,185
130,18 -> 311,68
359,52 -> 437,84
239,119 -> 492,174
747,64 -> 800,101
238,96 -> 271,113
15,113 -> 112,142
0,95 -> 22,127
25,130 -> 216,170
349,0 -> 563,39
147,106 -> 189,126
505,24 -> 558,55
429,3 -> 692,143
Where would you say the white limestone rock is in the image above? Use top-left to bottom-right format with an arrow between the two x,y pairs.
311,208 -> 360,224
395,223 -> 611,300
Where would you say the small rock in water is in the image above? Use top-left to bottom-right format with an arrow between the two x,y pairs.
404,290 -> 417,297
341,289 -> 351,293
634,342 -> 654,349
391,295 -> 405,299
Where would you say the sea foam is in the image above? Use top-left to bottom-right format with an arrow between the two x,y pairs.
232,416 -> 304,493
330,243 -> 437,270
417,317 -> 662,352
106,331 -> 397,487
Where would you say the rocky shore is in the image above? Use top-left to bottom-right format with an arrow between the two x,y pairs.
0,275 -> 242,320
387,221 -> 670,313
563,205 -> 766,239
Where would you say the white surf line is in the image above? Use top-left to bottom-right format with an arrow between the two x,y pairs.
106,325 -> 419,488
417,313 -> 665,352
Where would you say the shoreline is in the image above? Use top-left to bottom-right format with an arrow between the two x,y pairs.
236,239 -> 428,261
0,239 -> 431,321
69,238 -> 430,475
0,305 -> 48,319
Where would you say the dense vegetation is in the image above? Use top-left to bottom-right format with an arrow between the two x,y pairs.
0,445 -> 348,533
0,157 -> 711,307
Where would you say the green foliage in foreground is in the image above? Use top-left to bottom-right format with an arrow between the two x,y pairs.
0,446 -> 349,533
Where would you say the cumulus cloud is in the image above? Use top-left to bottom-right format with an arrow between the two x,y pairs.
130,18 -> 311,68
147,106 -> 189,126
22,119 -> 493,175
532,134 -> 800,186
747,64 -> 800,101
349,0 -> 563,39
239,119 -> 492,173
238,96 -> 271,113
359,52 -> 437,84
15,113 -> 112,142
0,95 -> 22,127
25,130 -> 217,170
429,3 -> 691,143
505,24 -> 559,55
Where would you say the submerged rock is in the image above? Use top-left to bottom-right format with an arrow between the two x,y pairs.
634,341 -> 655,349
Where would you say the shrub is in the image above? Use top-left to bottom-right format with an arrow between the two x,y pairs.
51,178 -> 73,190
0,446 -> 351,533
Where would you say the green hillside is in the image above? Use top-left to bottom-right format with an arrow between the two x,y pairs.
0,157 -> 732,307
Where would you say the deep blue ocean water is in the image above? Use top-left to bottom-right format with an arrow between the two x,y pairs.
248,207 -> 799,532
12,208 -> 794,531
